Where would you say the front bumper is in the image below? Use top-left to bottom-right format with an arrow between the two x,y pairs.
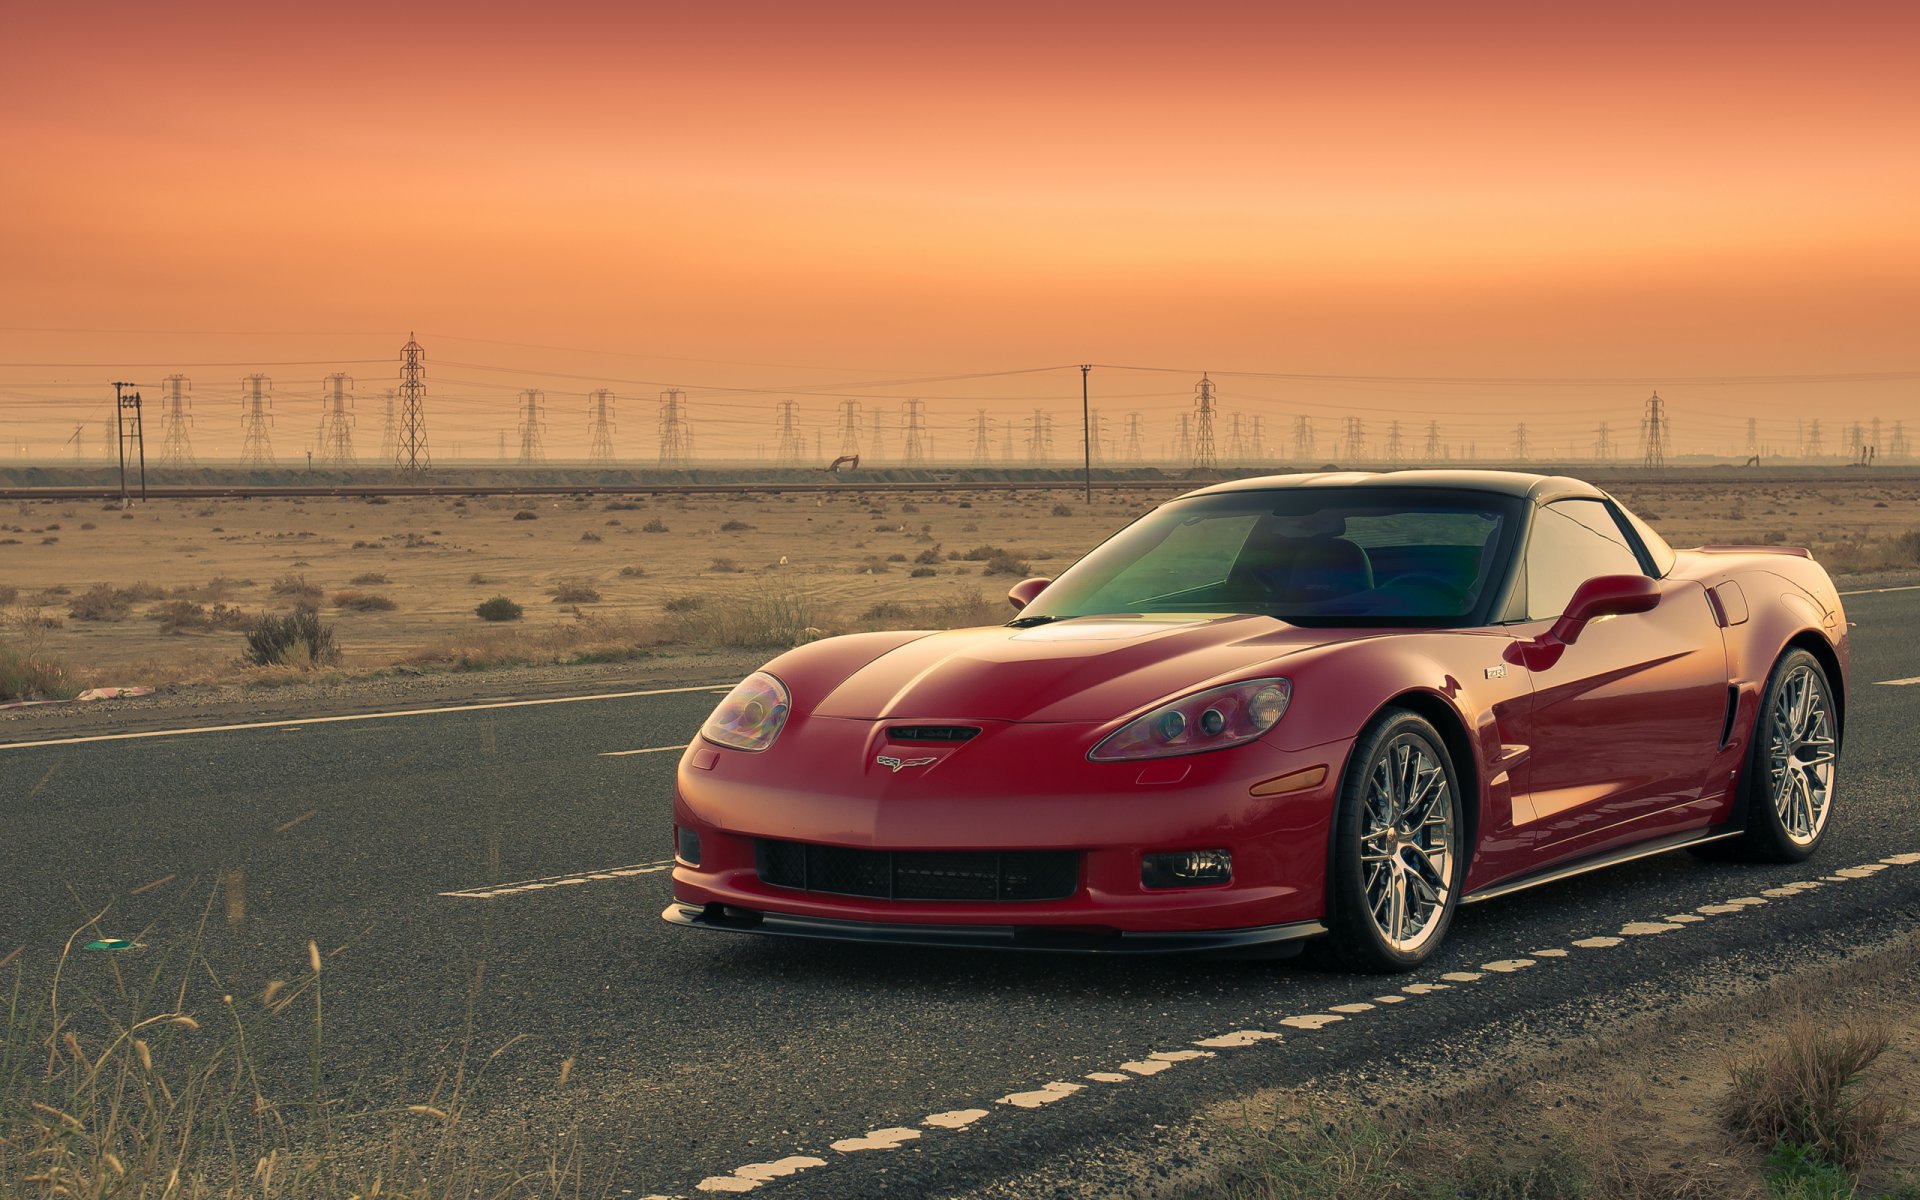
662,900 -> 1326,955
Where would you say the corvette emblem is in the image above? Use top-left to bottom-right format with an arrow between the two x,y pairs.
875,755 -> 938,773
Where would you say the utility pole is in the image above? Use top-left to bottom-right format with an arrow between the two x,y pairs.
1079,364 -> 1092,502
112,381 -> 147,501
901,399 -> 928,466
397,335 -> 430,473
774,398 -> 804,465
157,374 -> 195,467
588,389 -> 617,464
239,374 -> 274,468
658,389 -> 691,465
317,373 -> 355,466
1640,391 -> 1668,469
517,389 -> 546,465
1191,374 -> 1218,471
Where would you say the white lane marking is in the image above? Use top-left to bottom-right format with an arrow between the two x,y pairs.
922,1109 -> 988,1130
1441,970 -> 1484,982
1842,584 -> 1920,595
1874,676 -> 1920,686
601,744 -> 690,757
695,1155 -> 827,1193
440,860 -> 675,900
0,685 -> 733,752
1330,1002 -> 1376,1013
1620,921 -> 1684,936
830,1128 -> 921,1152
652,852 -> 1920,1199
997,1081 -> 1083,1108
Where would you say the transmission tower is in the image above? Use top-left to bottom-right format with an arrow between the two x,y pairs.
1224,412 -> 1247,460
1891,422 -> 1910,459
157,374 -> 195,467
379,390 -> 398,461
1424,421 -> 1441,461
1025,410 -> 1053,462
1344,416 -> 1366,461
317,373 -> 355,466
971,410 -> 991,464
1001,419 -> 1015,462
1845,421 -> 1864,459
658,389 -> 692,465
1294,416 -> 1314,460
1123,412 -> 1143,461
239,374 -> 274,468
1640,391 -> 1669,469
1806,419 -> 1823,458
1871,417 -> 1882,457
836,400 -> 862,457
901,399 -> 928,465
1511,423 -> 1530,462
1174,413 -> 1191,464
870,410 -> 889,463
1191,375 -> 1218,470
1594,422 -> 1613,461
515,390 -> 547,465
396,335 -> 430,472
1249,415 -> 1265,460
1746,417 -> 1759,460
587,389 -> 617,464
1385,421 -> 1404,463
100,418 -> 114,462
774,399 -> 805,465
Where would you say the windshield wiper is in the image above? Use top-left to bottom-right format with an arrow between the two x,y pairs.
1007,614 -> 1061,628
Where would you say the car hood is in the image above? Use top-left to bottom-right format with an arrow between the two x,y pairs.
811,615 -> 1339,722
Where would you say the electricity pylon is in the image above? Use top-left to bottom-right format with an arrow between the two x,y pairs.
773,399 -> 805,465
1424,420 -> 1441,461
239,374 -> 274,468
900,399 -> 928,465
1385,421 -> 1404,463
1025,410 -> 1053,462
837,400 -> 861,457
517,390 -> 546,465
397,336 -> 430,472
658,389 -> 692,465
317,373 -> 355,466
1640,391 -> 1669,469
970,410 -> 991,465
1511,423 -> 1530,462
588,389 -> 617,464
1123,412 -> 1143,461
1192,375 -> 1218,470
1594,422 -> 1613,461
157,374 -> 195,467
1294,416 -> 1314,460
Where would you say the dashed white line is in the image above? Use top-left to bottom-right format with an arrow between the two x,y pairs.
439,860 -> 675,900
651,850 -> 1920,1198
1874,676 -> 1920,687
600,744 -> 690,757
0,684 -> 733,752
1842,584 -> 1920,596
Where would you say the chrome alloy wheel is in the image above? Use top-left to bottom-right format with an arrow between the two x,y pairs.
1358,734 -> 1455,954
1769,662 -> 1836,846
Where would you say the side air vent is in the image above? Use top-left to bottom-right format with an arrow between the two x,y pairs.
886,725 -> 981,743
1719,685 -> 1740,748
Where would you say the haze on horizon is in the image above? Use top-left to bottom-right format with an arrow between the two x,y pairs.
4,0 -> 1916,461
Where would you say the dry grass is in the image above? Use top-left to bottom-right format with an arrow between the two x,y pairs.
1725,1019 -> 1904,1172
0,642 -> 75,702
0,917 -> 611,1198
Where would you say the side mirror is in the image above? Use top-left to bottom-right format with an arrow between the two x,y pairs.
1551,574 -> 1660,646
1006,577 -> 1053,611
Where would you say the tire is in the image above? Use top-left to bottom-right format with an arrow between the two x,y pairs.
1320,710 -> 1466,972
1723,647 -> 1838,863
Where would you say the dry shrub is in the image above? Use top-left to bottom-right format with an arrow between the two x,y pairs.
147,600 -> 251,633
1724,1018 -> 1901,1172
270,573 -> 323,603
617,565 -> 646,578
663,590 -> 817,649
349,572 -> 390,585
0,642 -> 74,701
68,584 -> 133,622
0,584 -> 17,605
512,509 -> 538,521
719,519 -> 754,531
547,578 -> 601,604
475,596 -> 523,622
982,551 -> 1031,576
243,607 -> 341,668
410,613 -> 651,669
330,590 -> 396,612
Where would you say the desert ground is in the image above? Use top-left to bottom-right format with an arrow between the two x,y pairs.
1,474 -> 1917,692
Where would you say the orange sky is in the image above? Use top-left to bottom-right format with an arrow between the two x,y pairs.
4,0 -> 1917,460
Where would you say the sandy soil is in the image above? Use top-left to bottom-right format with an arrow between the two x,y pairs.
1,476 -> 1916,688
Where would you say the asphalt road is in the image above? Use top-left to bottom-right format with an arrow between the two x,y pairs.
6,589 -> 1920,1198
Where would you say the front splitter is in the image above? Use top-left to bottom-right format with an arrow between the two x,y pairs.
661,901 -> 1326,955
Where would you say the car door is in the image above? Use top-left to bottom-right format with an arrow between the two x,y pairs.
1513,499 -> 1729,859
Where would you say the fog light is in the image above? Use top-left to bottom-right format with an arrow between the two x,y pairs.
675,826 -> 702,866
1142,849 -> 1232,888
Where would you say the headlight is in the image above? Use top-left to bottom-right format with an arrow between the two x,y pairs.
700,671 -> 791,752
1089,678 -> 1291,762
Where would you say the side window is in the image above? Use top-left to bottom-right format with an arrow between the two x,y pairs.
1524,500 -> 1647,620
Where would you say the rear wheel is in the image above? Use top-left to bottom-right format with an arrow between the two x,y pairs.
1725,648 -> 1837,862
1321,710 -> 1464,972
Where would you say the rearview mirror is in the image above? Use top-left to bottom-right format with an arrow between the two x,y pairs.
1552,574 -> 1661,646
1006,577 -> 1053,611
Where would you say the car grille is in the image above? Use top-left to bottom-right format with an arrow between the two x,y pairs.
755,840 -> 1079,902
885,725 -> 980,743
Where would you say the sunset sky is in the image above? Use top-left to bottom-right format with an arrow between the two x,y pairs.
4,0 -> 1917,461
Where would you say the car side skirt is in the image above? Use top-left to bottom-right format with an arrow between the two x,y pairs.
662,902 -> 1328,955
1463,827 -> 1742,905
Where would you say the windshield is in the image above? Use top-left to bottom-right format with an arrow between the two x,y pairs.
1023,487 -> 1523,626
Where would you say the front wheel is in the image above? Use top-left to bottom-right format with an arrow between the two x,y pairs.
1727,648 -> 1838,862
1321,710 -> 1465,972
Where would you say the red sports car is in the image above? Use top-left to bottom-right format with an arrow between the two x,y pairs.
664,471 -> 1847,971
